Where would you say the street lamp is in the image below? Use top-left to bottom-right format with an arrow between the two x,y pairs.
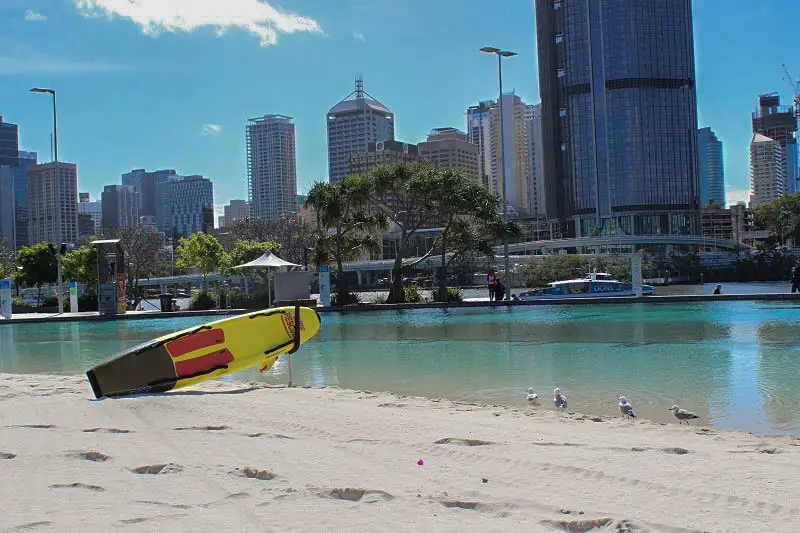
480,47 -> 517,295
31,87 -> 64,313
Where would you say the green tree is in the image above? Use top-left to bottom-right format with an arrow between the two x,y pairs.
351,162 -> 446,303
754,193 -> 800,246
0,238 -> 14,280
15,243 -> 58,305
306,179 -> 386,304
427,169 -> 517,300
228,239 -> 281,267
175,233 -> 227,289
62,245 -> 98,287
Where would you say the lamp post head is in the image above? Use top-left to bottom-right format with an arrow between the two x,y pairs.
480,46 -> 501,54
498,51 -> 518,58
30,87 -> 55,95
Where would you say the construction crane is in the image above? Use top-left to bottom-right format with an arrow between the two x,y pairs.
781,63 -> 800,119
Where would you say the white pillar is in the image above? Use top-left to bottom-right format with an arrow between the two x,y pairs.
631,254 -> 643,297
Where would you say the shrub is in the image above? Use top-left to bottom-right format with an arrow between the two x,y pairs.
78,293 -> 98,312
331,293 -> 360,306
188,291 -> 216,311
374,294 -> 388,304
404,285 -> 424,303
433,287 -> 463,303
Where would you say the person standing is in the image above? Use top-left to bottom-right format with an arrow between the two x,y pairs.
792,262 -> 800,294
487,269 -> 497,301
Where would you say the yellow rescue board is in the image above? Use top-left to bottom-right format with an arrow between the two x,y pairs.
86,306 -> 321,398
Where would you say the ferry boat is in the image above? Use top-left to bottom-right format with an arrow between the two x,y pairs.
518,272 -> 654,300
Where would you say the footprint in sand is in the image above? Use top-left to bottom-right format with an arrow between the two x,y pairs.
8,424 -> 55,429
435,438 -> 494,447
173,425 -> 228,432
5,521 -> 53,532
1,452 -> 16,459
232,468 -> 276,481
131,464 -> 183,475
327,488 -> 394,502
67,451 -> 110,462
50,482 -> 105,492
82,427 -> 132,434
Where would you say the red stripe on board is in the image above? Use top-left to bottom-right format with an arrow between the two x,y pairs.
166,329 -> 225,358
174,349 -> 234,377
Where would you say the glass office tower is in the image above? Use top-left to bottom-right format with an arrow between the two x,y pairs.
535,0 -> 701,237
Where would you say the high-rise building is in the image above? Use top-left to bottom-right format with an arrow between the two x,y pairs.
697,127 -> 725,207
467,101 -> 494,189
0,116 -> 20,248
418,128 -> 480,185
525,104 -> 546,216
327,77 -> 394,184
218,200 -> 250,228
490,92 -> 531,213
26,162 -> 78,246
10,151 -> 38,249
347,140 -> 418,176
535,0 -> 700,237
101,184 -> 140,230
169,175 -> 213,238
78,192 -> 102,238
750,133 -> 786,208
122,168 -> 178,228
752,93 -> 798,193
246,115 -> 297,220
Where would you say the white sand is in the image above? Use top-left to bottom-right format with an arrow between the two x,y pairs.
1,373 -> 799,532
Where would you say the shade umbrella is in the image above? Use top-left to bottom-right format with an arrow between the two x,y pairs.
232,251 -> 301,306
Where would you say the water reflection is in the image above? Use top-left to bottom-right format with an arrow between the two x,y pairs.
1,301 -> 799,434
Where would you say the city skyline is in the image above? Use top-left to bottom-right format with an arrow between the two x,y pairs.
0,1 -> 798,213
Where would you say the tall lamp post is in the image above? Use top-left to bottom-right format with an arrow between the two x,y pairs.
31,87 -> 63,313
480,47 -> 517,294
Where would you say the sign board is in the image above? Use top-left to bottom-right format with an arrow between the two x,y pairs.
274,271 -> 312,302
319,266 -> 331,307
69,282 -> 79,313
117,273 -> 127,314
631,254 -> 643,297
0,279 -> 12,319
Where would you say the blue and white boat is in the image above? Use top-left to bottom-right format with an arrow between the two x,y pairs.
518,272 -> 654,300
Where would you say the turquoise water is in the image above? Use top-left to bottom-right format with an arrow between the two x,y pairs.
2,301 -> 800,435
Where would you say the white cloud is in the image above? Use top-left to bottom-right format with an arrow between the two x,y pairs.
201,123 -> 223,136
25,9 -> 47,22
726,187 -> 750,206
352,31 -> 365,42
73,0 -> 322,46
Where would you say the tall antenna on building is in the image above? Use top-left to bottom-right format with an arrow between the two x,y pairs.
781,64 -> 800,124
355,75 -> 365,99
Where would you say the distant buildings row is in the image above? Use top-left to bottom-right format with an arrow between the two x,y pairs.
0,116 -> 216,250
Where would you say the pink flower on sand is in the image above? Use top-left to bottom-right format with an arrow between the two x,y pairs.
417,459 -> 424,466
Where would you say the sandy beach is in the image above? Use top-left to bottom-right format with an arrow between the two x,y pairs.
1,373 -> 799,532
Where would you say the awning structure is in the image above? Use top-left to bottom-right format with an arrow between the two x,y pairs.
233,251 -> 300,270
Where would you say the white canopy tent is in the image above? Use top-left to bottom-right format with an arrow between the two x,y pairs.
232,251 -> 301,307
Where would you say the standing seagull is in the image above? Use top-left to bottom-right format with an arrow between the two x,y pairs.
553,388 -> 568,411
618,396 -> 636,418
526,388 -> 539,402
670,405 -> 699,424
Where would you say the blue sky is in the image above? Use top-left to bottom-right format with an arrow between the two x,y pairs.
0,0 -> 798,215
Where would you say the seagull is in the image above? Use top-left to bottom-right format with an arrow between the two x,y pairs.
618,396 -> 636,418
554,388 -> 568,411
526,388 -> 539,402
670,405 -> 699,424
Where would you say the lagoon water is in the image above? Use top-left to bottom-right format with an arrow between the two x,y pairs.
2,298 -> 800,435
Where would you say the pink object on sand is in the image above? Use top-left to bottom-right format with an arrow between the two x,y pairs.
417,459 -> 424,466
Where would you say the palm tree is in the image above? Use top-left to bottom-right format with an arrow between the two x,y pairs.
306,178 -> 387,305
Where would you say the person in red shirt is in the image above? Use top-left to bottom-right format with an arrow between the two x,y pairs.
487,270 -> 497,301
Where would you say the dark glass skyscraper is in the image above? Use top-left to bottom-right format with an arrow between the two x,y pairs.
535,0 -> 701,237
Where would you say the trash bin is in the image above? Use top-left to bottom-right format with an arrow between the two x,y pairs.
159,293 -> 174,312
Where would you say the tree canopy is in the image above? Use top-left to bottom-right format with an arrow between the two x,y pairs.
306,178 -> 386,303
754,193 -> 800,245
15,243 -> 58,304
62,245 -> 98,287
175,232 -> 227,288
227,239 -> 281,268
